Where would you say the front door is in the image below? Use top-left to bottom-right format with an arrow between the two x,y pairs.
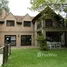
21,35 -> 31,46
5,35 -> 16,46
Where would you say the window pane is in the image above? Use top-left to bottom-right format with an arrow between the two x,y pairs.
11,36 -> 16,40
5,35 -> 16,46
24,21 -> 31,27
11,40 -> 16,45
21,35 -> 31,46
7,20 -> 15,26
11,36 -> 16,46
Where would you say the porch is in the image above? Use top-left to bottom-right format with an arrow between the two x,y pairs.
46,32 -> 67,49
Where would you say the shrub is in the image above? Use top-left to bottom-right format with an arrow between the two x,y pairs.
37,34 -> 48,50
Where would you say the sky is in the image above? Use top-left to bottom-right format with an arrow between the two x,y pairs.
8,0 -> 66,17
8,0 -> 38,16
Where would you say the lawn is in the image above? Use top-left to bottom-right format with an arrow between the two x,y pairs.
3,48 -> 67,67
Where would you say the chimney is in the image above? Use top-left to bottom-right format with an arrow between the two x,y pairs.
1,7 -> 6,19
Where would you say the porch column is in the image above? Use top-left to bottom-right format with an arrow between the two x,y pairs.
61,33 -> 65,46
35,21 -> 37,47
43,30 -> 46,39
16,34 -> 20,47
32,34 -> 34,46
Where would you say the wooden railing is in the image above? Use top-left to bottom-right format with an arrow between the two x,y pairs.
0,44 -> 11,66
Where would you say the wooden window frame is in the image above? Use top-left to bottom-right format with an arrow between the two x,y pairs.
6,20 -> 15,26
24,21 -> 31,27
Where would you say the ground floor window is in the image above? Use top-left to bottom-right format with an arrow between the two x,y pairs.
5,35 -> 16,46
21,35 -> 31,46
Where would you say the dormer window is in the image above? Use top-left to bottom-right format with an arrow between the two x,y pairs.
0,21 -> 4,24
6,20 -> 15,26
17,22 -> 22,25
24,21 -> 31,27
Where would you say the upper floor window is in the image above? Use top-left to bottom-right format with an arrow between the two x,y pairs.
24,21 -> 31,27
6,20 -> 15,26
45,19 -> 53,27
0,21 -> 4,24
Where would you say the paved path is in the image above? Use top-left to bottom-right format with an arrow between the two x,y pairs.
0,54 -> 3,66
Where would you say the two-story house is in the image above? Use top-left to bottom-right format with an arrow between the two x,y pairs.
32,6 -> 67,48
0,8 -> 35,47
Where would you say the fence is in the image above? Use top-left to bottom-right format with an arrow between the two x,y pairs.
0,44 -> 11,66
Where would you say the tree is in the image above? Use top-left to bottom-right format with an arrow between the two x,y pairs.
37,34 -> 48,50
30,0 -> 67,12
0,0 -> 9,15
64,6 -> 67,17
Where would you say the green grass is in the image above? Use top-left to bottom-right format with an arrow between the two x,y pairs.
3,48 -> 67,67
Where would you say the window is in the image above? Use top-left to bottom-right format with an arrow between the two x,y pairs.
21,35 -> 31,46
6,20 -> 15,26
11,36 -> 16,46
5,35 -> 16,46
24,21 -> 31,27
45,19 -> 53,27
0,21 -> 4,24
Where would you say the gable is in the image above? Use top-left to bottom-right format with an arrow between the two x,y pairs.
32,6 -> 63,21
39,6 -> 57,19
43,6 -> 56,15
22,14 -> 32,21
4,12 -> 16,20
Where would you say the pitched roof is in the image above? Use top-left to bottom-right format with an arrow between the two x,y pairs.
15,16 -> 24,22
32,6 -> 58,21
15,15 -> 34,22
0,11 -> 34,22
0,16 -> 4,21
31,16 -> 34,20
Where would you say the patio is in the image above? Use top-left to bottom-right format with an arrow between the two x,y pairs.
46,32 -> 66,49
47,42 -> 61,49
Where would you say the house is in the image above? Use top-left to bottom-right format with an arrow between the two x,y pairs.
0,8 -> 35,47
32,6 -> 67,48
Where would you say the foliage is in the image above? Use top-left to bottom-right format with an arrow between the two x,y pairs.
64,18 -> 67,23
30,0 -> 67,13
0,0 -> 9,15
64,6 -> 67,17
63,4 -> 67,12
37,34 -> 48,50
